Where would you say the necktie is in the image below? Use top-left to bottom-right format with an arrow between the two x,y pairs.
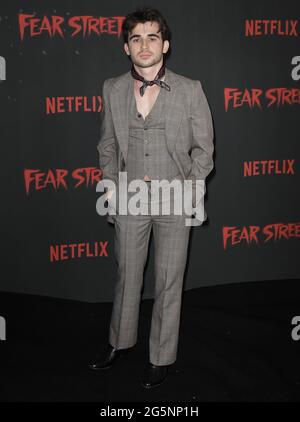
131,63 -> 171,96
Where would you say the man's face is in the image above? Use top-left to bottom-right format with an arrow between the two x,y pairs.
124,21 -> 169,68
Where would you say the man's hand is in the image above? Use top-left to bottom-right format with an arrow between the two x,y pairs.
105,189 -> 116,201
105,188 -> 117,216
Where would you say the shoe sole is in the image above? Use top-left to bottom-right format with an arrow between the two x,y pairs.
88,364 -> 113,370
141,377 -> 166,389
88,352 -> 128,371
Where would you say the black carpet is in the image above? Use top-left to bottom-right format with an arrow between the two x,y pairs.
0,279 -> 300,402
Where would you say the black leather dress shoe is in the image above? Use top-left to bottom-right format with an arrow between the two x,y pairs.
141,363 -> 169,388
89,344 -> 129,370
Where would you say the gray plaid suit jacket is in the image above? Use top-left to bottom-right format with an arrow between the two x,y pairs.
97,67 -> 214,225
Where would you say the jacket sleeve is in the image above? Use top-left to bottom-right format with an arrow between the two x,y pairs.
188,80 -> 214,182
97,79 -> 119,189
187,80 -> 214,210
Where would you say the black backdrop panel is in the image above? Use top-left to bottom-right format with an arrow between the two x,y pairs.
1,0 -> 299,302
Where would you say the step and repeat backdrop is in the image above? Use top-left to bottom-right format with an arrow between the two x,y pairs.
1,0 -> 299,302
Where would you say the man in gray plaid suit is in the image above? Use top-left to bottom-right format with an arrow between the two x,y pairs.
90,7 -> 214,389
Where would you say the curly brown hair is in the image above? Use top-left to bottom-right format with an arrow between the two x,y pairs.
122,7 -> 172,59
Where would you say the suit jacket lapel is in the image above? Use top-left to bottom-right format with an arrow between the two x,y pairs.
164,68 -> 184,156
110,73 -> 131,162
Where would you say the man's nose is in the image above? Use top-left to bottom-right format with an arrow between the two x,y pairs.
141,39 -> 149,49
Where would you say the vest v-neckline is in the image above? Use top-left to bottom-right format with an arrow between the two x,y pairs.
132,78 -> 165,121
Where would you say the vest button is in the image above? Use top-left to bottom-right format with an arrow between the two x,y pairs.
145,153 -> 149,157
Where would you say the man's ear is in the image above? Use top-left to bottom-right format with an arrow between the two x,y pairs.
124,43 -> 130,56
163,40 -> 170,54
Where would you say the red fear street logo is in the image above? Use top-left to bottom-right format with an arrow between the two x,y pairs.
18,14 -> 125,41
